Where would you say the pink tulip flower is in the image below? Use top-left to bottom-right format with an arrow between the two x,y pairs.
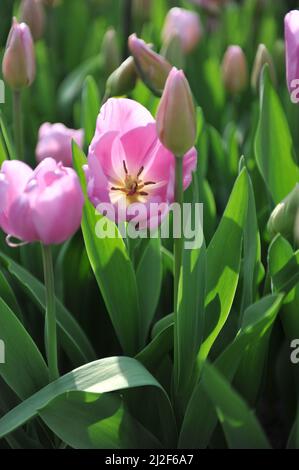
285,10 -> 299,95
2,18 -> 35,90
36,123 -> 84,167
162,8 -> 202,54
0,158 -> 84,245
85,98 -> 197,228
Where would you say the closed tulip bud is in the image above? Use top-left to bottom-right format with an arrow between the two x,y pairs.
162,8 -> 202,54
251,44 -> 276,92
221,45 -> 248,95
2,18 -> 36,90
268,184 -> 299,239
101,27 -> 121,77
106,56 -> 137,98
156,67 -> 196,156
128,33 -> 172,95
285,10 -> 299,98
20,0 -> 45,42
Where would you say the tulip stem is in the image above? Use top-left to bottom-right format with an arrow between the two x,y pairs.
123,0 -> 132,60
174,156 -> 184,384
13,90 -> 24,161
41,244 -> 59,382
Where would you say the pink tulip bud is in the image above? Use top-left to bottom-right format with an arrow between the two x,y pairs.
128,33 -> 172,94
251,44 -> 276,92
162,8 -> 202,54
156,67 -> 196,156
36,123 -> 84,167
0,158 -> 84,245
2,18 -> 36,90
221,45 -> 248,95
20,0 -> 45,42
285,10 -> 299,97
268,184 -> 299,239
189,0 -> 226,14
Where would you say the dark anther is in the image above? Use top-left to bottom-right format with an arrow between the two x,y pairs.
137,166 -> 144,177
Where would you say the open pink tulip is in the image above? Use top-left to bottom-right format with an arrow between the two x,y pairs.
162,8 -> 202,54
285,10 -> 299,95
0,158 -> 84,245
85,98 -> 197,228
2,18 -> 35,89
36,123 -> 84,167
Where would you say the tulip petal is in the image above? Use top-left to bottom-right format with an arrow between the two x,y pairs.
95,98 -> 155,136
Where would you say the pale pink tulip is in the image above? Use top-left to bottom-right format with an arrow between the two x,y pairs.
222,45 -> 248,95
162,8 -> 202,54
36,123 -> 84,167
85,98 -> 197,227
0,158 -> 84,245
20,0 -> 45,42
2,18 -> 35,89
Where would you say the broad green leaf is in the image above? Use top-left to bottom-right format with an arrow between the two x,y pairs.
268,236 -> 299,295
240,168 -> 261,316
198,168 -> 249,362
81,75 -> 100,146
255,66 -> 299,204
152,313 -> 174,339
288,406 -> 299,449
234,294 -> 283,404
174,241 -> 206,400
0,131 -> 7,165
0,268 -> 22,322
0,356 -> 176,449
179,294 -> 282,448
58,56 -> 102,111
0,298 -> 48,400
73,143 -> 141,355
136,237 -> 162,344
0,252 -> 96,366
0,111 -> 14,161
201,363 -> 271,449
40,391 -> 162,449
161,246 -> 173,275
136,324 -> 173,373
268,235 -> 299,341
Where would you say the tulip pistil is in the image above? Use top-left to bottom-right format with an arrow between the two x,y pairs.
110,160 -> 156,201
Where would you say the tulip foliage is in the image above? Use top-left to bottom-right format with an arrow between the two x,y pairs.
0,0 -> 299,451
